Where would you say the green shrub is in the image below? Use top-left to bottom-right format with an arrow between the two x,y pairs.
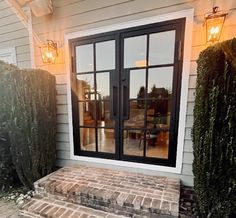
0,128 -> 19,191
192,39 -> 236,217
0,61 -> 19,190
0,61 -> 57,189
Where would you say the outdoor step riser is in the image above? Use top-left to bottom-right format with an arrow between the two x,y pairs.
35,191 -> 175,218
19,195 -> 126,218
35,179 -> 179,217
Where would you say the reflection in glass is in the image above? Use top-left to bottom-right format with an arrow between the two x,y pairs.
123,129 -> 143,156
77,74 -> 94,100
80,128 -> 96,151
124,100 -> 145,128
96,40 -> 115,71
76,44 -> 93,73
130,69 -> 146,99
97,101 -> 114,128
78,101 -> 96,126
124,35 -> 147,68
98,128 -> 115,153
146,130 -> 169,159
146,99 -> 172,126
96,72 -> 110,100
149,30 -> 175,65
148,67 -> 173,95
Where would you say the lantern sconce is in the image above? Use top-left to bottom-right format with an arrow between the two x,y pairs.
205,6 -> 228,44
40,40 -> 58,64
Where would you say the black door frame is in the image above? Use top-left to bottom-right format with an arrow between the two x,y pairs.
69,18 -> 185,167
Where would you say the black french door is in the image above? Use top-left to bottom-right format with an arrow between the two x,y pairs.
70,18 -> 185,166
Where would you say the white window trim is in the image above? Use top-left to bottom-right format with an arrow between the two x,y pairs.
0,47 -> 17,65
65,8 -> 194,174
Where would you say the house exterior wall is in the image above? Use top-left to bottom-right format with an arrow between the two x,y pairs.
30,0 -> 236,186
0,0 -> 31,68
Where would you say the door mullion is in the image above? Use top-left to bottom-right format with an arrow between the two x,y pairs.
143,34 -> 150,158
93,42 -> 98,153
116,33 -> 122,159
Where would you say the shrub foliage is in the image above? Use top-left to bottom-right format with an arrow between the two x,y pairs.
192,39 -> 236,217
0,61 -> 57,189
0,61 -> 19,190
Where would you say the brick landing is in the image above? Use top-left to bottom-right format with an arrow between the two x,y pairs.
21,165 -> 180,217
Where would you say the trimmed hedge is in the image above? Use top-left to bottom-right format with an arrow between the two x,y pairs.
192,39 -> 236,217
0,61 -> 19,190
0,127 -> 18,190
0,61 -> 57,189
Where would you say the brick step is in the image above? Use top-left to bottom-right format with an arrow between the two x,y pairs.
34,166 -> 180,217
19,194 -> 125,218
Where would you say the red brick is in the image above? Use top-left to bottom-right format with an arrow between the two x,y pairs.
60,209 -> 73,218
40,205 -> 54,216
70,211 -> 81,218
34,203 -> 48,214
54,207 -> 66,217
47,206 -> 60,218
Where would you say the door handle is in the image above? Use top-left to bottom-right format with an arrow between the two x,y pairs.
122,84 -> 128,119
112,85 -> 117,117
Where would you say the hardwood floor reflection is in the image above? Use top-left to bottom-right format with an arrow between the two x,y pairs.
123,131 -> 169,158
81,128 -> 169,159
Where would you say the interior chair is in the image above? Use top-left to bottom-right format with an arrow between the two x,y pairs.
139,128 -> 158,149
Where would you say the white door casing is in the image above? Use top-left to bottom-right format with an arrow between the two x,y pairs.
65,9 -> 194,174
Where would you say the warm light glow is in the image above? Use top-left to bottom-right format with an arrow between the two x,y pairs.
40,40 -> 58,64
205,7 -> 227,44
135,60 -> 147,67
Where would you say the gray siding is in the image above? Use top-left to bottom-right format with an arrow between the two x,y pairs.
0,0 -> 31,68
31,0 -> 236,186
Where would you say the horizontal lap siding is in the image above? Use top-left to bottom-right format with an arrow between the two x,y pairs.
55,72 -> 70,158
32,0 -> 236,186
55,74 -> 70,158
0,3 -> 31,68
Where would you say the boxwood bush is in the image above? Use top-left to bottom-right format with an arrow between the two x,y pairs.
192,39 -> 236,217
0,61 -> 57,189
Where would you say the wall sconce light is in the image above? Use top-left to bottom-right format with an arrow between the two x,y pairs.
205,6 -> 228,44
40,40 -> 58,64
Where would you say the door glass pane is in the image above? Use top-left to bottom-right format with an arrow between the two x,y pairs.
124,100 -> 145,128
124,35 -> 147,68
97,101 -> 114,128
96,40 -> 115,71
123,129 -> 143,156
149,30 -> 176,65
78,101 -> 96,126
98,128 -> 115,153
146,130 -> 169,159
80,128 -> 96,151
76,44 -> 94,73
145,102 -> 170,158
96,72 -> 110,100
130,69 -> 146,99
147,100 -> 172,127
148,67 -> 173,95
76,74 -> 94,100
